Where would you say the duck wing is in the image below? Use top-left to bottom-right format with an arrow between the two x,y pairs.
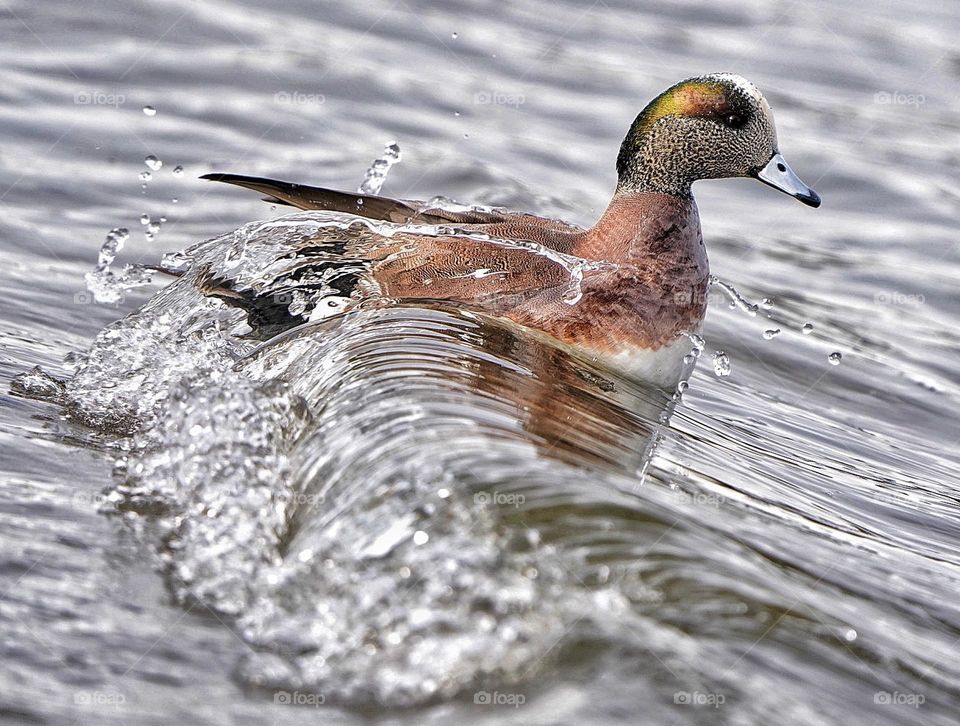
200,173 -> 515,226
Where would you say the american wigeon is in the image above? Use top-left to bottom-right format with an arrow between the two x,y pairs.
200,73 -> 819,388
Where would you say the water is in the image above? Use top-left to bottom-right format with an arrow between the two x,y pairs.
2,1 -> 959,724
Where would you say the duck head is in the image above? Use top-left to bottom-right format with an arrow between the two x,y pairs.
616,73 -> 820,207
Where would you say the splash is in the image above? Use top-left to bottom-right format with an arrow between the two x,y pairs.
709,275 -> 759,316
420,195 -> 506,216
83,227 -> 154,304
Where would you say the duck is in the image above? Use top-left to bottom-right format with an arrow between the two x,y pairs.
198,73 -> 819,389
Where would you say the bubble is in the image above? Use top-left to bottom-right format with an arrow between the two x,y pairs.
802,322 -> 814,334
142,105 -> 156,116
762,328 -> 781,340
828,352 -> 842,365
144,155 -> 163,171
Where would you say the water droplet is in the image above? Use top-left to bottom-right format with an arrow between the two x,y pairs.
144,155 -> 162,171
142,105 -> 156,116
139,171 -> 152,182
844,628 -> 857,642
451,32 -> 458,39
454,111 -> 460,117
682,353 -> 695,365
140,214 -> 150,225
761,298 -> 774,310
172,165 -> 184,177
171,198 -> 178,204
357,141 -> 402,196
762,328 -> 781,340
828,352 -> 842,365
712,351 -> 731,377
413,530 -> 429,546
676,380 -> 689,394
437,488 -> 450,499
680,331 -> 705,359
97,227 -> 129,267
802,322 -> 814,334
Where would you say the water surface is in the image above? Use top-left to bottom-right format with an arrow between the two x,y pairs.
2,1 -> 959,724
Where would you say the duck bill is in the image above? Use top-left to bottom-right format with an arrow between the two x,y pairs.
754,153 -> 821,208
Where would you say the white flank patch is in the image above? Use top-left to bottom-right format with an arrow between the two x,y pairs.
602,335 -> 697,390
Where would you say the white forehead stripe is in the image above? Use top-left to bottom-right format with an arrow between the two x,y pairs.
702,73 -> 763,103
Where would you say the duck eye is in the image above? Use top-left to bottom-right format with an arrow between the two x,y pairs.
724,113 -> 745,129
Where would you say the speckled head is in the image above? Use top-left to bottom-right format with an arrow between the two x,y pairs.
617,73 -> 820,207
